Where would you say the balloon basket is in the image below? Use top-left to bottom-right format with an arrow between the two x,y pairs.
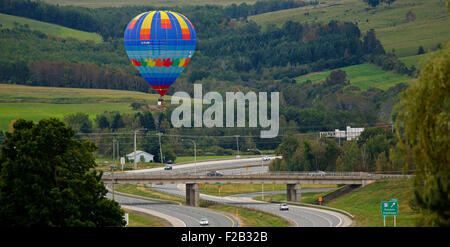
157,98 -> 165,106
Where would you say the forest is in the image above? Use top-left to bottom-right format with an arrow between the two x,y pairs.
0,0 -> 416,150
270,125 -> 408,173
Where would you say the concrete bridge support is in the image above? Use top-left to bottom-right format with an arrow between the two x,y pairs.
286,184 -> 302,202
186,183 -> 200,207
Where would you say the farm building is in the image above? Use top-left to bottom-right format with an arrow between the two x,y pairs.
126,150 -> 154,163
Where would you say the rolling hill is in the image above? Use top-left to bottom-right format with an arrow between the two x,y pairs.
42,0 -> 258,7
0,13 -> 103,43
295,63 -> 413,91
0,84 -> 164,131
249,0 -> 450,57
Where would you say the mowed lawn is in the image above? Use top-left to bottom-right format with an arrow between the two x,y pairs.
0,13 -> 103,43
326,178 -> 419,227
249,0 -> 450,57
295,63 -> 413,90
0,84 -> 164,131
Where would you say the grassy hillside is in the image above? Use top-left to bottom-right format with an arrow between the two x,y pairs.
295,63 -> 413,90
249,0 -> 450,57
0,84 -> 164,131
326,178 -> 419,227
43,0 -> 257,7
0,13 -> 103,43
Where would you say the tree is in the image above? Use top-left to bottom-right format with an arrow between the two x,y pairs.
417,46 -> 425,55
324,70 -> 349,86
95,115 -> 110,129
363,29 -> 385,55
0,118 -> 125,226
63,112 -> 92,133
130,102 -> 146,111
406,10 -> 416,23
364,0 -> 381,8
137,111 -> 156,130
394,43 -> 449,226
382,0 -> 396,6
111,113 -> 125,131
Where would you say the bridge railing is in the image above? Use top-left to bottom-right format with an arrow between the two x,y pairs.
103,171 -> 377,179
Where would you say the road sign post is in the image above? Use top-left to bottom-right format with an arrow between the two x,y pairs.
120,157 -> 125,172
381,198 -> 398,227
124,213 -> 129,227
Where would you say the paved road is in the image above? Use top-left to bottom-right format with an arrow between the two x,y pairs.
107,157 -> 353,227
107,192 -> 237,227
120,156 -> 277,175
150,183 -> 351,227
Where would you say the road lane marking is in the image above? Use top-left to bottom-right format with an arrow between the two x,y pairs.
121,205 -> 186,227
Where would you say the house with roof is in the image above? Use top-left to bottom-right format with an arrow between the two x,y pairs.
126,150 -> 154,163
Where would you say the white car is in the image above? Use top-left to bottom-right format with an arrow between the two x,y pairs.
280,204 -> 289,211
262,156 -> 270,161
199,218 -> 209,226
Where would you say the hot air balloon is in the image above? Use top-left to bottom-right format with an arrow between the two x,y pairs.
124,11 -> 196,105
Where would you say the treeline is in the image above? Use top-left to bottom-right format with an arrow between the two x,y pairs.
195,20 -> 380,82
0,0 -> 315,40
271,125 -> 409,173
0,27 -> 148,92
0,0 -> 100,33
27,60 -> 149,92
64,111 -> 280,161
223,0 -> 316,19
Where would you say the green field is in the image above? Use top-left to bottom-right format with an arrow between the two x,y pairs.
124,209 -> 168,227
399,51 -> 440,69
326,178 -> 419,227
249,0 -> 450,57
199,184 -> 336,197
254,191 -> 333,204
116,184 -> 290,227
43,0 -> 256,7
0,84 -> 160,103
0,13 -> 103,43
295,63 -> 413,90
0,84 -> 164,131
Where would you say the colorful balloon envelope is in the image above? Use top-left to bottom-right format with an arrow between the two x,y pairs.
124,11 -> 196,98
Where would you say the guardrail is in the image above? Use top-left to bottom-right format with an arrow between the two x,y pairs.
103,171 -> 380,179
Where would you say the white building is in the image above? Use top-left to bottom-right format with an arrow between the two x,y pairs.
319,126 -> 364,141
126,150 -> 154,163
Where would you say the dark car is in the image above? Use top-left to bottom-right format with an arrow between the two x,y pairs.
207,171 -> 224,176
164,165 -> 172,170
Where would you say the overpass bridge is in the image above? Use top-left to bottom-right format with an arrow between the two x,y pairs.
102,172 -> 382,206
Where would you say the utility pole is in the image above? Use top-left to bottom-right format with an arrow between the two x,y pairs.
248,148 -> 264,200
235,135 -> 240,157
158,132 -> 164,164
133,130 -> 137,169
182,139 -> 197,175
112,139 -> 115,166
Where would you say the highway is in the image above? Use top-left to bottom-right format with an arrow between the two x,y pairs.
151,183 -> 351,227
107,192 -> 238,227
107,157 -> 353,227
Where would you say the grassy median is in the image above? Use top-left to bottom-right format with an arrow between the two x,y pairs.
115,184 -> 290,227
124,209 -> 168,227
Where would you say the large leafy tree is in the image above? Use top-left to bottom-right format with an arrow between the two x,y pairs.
394,43 -> 449,226
0,118 -> 125,227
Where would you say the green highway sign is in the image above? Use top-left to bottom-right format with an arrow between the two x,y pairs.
381,199 -> 398,216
